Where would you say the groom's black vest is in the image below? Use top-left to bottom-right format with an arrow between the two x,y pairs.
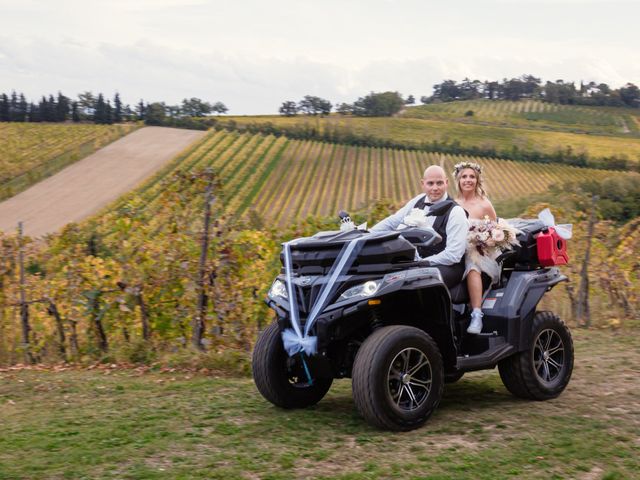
413,195 -> 466,258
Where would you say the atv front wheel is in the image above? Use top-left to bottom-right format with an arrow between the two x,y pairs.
498,311 -> 573,400
252,321 -> 332,409
352,325 -> 444,431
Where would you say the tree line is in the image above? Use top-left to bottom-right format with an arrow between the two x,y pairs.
0,91 -> 228,125
278,76 -> 640,118
280,91 -> 405,117
425,75 -> 640,107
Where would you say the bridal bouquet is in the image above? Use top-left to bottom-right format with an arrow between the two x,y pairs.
467,217 -> 520,282
468,217 -> 520,257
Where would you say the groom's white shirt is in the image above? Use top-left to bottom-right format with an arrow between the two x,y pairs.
371,193 -> 468,266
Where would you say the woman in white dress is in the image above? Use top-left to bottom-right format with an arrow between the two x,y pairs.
453,162 -> 497,334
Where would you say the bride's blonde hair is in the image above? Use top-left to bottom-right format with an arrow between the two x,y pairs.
453,161 -> 487,198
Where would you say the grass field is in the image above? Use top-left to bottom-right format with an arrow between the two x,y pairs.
1,329 -> 638,479
402,100 -> 640,137
0,122 -> 138,200
227,114 -> 640,165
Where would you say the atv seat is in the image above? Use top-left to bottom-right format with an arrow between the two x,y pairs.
448,272 -> 492,305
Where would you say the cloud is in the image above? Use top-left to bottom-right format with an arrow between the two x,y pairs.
0,37 -> 349,114
2,1 -> 639,116
1,35 -> 639,115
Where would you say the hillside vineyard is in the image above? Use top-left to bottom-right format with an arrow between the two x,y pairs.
120,130 -> 622,226
0,123 -> 136,200
404,99 -> 640,136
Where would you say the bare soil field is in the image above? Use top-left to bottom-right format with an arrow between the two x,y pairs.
0,127 -> 206,237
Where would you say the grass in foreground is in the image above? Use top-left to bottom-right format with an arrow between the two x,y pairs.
0,329 -> 638,479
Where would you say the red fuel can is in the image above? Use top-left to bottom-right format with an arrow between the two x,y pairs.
536,227 -> 569,266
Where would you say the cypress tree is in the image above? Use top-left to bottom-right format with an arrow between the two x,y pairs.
56,92 -> 70,122
18,94 -> 28,122
0,93 -> 9,121
9,91 -> 18,121
71,101 -> 80,122
105,100 -> 113,124
28,102 -> 40,122
48,94 -> 56,121
94,93 -> 106,124
39,96 -> 50,122
113,93 -> 122,122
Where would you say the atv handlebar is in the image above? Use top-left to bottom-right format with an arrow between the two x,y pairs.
399,227 -> 442,249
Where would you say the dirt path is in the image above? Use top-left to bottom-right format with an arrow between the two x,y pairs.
0,127 -> 206,237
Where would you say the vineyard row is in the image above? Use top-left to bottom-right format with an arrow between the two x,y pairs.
110,130 -> 626,227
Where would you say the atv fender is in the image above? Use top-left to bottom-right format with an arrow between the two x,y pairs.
483,268 -> 567,351
393,268 -> 457,369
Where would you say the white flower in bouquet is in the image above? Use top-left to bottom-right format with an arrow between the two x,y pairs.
478,231 -> 490,242
491,228 -> 505,242
403,208 -> 428,228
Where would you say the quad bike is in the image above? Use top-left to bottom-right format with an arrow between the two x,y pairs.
252,215 -> 574,431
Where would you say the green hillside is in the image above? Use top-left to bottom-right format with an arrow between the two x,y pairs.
402,99 -> 640,136
226,107 -> 640,167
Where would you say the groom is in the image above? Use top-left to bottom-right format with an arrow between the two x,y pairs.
371,165 -> 468,288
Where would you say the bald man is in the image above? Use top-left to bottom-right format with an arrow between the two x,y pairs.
371,165 -> 469,288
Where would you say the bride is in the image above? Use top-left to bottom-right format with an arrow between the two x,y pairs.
453,162 -> 497,334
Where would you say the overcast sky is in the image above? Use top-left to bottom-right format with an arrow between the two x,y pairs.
1,0 -> 639,115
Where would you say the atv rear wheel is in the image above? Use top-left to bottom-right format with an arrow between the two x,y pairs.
498,311 -> 573,400
252,321 -> 332,409
352,326 -> 444,431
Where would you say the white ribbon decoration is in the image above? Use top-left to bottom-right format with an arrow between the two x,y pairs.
281,237 -> 366,357
282,242 -> 302,339
340,220 -> 368,231
538,208 -> 573,239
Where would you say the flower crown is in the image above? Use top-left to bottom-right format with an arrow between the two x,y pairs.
453,161 -> 482,176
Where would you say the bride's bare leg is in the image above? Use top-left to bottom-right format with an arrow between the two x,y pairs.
466,270 -> 484,334
467,270 -> 483,310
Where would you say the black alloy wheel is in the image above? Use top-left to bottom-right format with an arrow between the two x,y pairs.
498,311 -> 574,400
352,325 -> 444,431
252,321 -> 333,409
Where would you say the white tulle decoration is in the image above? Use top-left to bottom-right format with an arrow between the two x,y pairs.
538,208 -> 573,239
403,208 -> 429,228
282,328 -> 317,356
340,219 -> 356,231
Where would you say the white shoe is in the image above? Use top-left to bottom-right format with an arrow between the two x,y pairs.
467,314 -> 483,334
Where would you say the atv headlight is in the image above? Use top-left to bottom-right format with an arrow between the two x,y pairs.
268,279 -> 288,299
340,280 -> 382,300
